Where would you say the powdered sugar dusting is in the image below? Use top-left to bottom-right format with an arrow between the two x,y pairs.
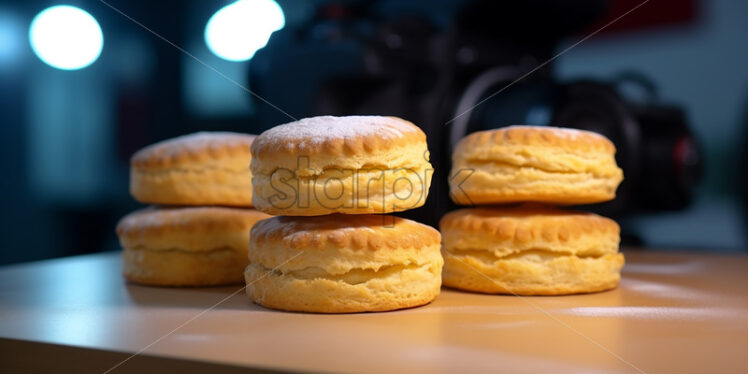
260,116 -> 417,147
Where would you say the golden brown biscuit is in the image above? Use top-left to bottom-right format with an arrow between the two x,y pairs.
117,206 -> 270,286
449,126 -> 623,205
440,206 -> 624,295
244,214 -> 443,313
131,132 -> 256,206
250,116 -> 433,216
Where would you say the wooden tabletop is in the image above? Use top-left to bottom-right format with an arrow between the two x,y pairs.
1,250 -> 747,373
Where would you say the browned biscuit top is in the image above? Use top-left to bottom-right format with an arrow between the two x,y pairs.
131,132 -> 255,170
251,214 -> 441,251
116,206 -> 269,241
440,205 -> 619,244
456,125 -> 616,154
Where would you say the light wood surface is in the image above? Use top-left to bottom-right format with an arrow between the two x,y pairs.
1,250 -> 747,373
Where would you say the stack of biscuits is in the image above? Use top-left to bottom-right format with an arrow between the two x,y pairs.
245,116 -> 443,313
443,126 -> 625,295
116,132 -> 270,286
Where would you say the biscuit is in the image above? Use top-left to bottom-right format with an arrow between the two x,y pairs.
449,126 -> 623,205
250,116 -> 433,215
117,206 -> 270,286
244,214 -> 443,313
440,206 -> 624,295
130,132 -> 256,206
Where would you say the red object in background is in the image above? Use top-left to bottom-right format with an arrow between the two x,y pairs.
587,0 -> 698,35
319,3 -> 349,20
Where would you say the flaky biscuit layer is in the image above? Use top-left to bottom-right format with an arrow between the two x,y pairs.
450,126 -> 623,205
130,132 -> 256,206
117,206 -> 269,286
117,206 -> 270,252
250,116 -> 432,215
245,214 -> 443,313
439,206 -> 623,295
442,251 -> 624,295
440,207 -> 620,258
122,248 -> 247,286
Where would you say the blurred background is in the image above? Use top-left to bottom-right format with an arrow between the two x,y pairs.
0,0 -> 746,265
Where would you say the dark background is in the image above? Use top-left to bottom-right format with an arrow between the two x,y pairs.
0,0 -> 746,265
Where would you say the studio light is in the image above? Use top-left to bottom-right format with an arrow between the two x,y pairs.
29,5 -> 103,70
204,0 -> 285,62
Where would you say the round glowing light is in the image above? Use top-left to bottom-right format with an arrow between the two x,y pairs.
204,0 -> 285,62
29,5 -> 103,70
